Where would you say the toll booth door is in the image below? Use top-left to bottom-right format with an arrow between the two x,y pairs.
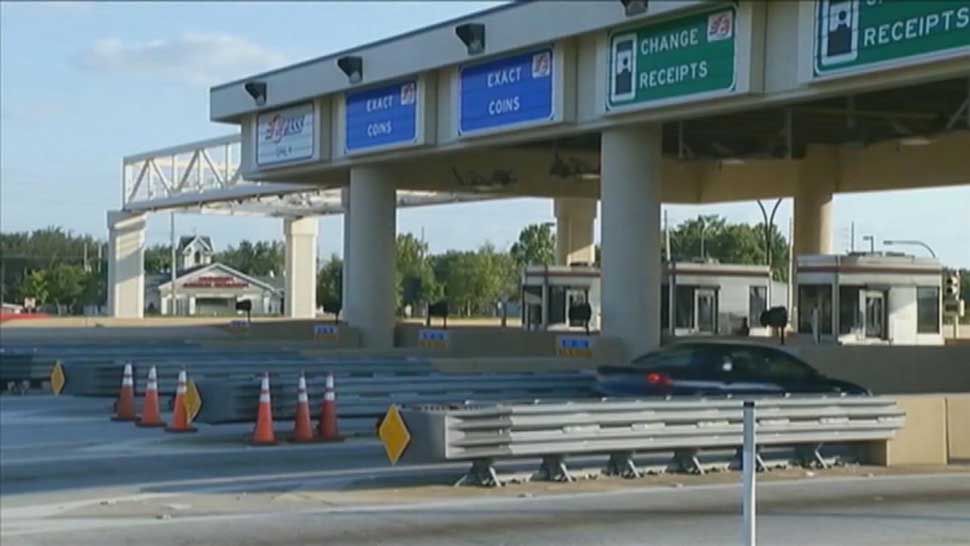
695,289 -> 717,334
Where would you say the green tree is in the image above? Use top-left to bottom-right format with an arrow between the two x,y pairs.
44,264 -> 86,311
669,215 -> 790,281
217,240 -> 285,276
316,254 -> 343,310
431,244 -> 518,316
396,233 -> 440,313
144,244 -> 174,274
510,223 -> 556,267
19,270 -> 49,305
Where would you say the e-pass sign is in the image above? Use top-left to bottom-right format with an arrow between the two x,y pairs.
814,0 -> 970,78
459,48 -> 555,135
418,329 -> 449,350
556,335 -> 593,358
345,80 -> 418,153
256,103 -> 315,166
609,7 -> 736,109
313,324 -> 339,341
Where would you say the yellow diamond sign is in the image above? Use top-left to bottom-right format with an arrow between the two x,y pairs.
50,361 -> 65,395
184,379 -> 202,422
379,405 -> 411,465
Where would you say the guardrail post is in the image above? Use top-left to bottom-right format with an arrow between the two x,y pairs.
742,400 -> 757,546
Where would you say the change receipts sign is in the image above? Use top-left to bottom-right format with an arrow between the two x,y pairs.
609,7 -> 736,109
814,0 -> 970,77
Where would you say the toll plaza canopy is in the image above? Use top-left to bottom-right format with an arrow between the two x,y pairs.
195,1 -> 970,355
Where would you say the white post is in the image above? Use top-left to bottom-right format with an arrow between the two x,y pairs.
284,217 -> 318,319
600,124 -> 663,358
106,210 -> 147,318
341,187 -> 352,319
346,167 -> 396,349
742,400 -> 757,546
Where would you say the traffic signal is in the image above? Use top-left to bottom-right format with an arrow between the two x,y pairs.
944,271 -> 960,301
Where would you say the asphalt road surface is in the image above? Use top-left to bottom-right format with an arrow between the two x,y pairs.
3,396 -> 969,546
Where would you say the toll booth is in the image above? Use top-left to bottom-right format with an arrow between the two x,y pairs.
795,253 -> 944,345
521,265 -> 601,332
662,261 -> 788,337
522,262 -> 787,337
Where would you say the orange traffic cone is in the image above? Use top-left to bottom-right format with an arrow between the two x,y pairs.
111,363 -> 137,421
166,369 -> 197,433
289,372 -> 315,443
136,366 -> 165,428
251,373 -> 277,446
317,372 -> 343,442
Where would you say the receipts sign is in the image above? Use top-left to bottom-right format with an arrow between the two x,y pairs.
345,80 -> 418,153
256,103 -> 315,166
459,48 -> 554,135
609,7 -> 736,109
813,0 -> 970,77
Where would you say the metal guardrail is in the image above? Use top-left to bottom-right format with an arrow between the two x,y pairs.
193,372 -> 596,425
389,396 -> 905,485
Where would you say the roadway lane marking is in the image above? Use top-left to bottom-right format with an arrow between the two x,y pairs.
3,472 -> 968,537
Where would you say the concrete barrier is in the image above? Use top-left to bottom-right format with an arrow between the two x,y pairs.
395,323 -> 624,362
866,395 -> 948,466
789,345 -> 970,394
947,394 -> 970,462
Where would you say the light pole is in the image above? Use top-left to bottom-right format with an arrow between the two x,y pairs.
883,239 -> 937,259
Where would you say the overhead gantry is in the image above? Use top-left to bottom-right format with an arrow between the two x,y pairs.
107,1 -> 969,356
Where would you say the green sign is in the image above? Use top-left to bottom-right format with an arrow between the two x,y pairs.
608,7 -> 736,109
814,0 -> 970,77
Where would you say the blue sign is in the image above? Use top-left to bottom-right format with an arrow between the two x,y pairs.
345,80 -> 418,153
459,48 -> 554,135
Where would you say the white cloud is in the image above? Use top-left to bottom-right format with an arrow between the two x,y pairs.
78,33 -> 288,86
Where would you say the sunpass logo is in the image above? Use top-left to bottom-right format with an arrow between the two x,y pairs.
264,114 -> 306,143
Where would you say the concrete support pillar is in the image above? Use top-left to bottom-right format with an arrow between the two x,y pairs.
106,210 -> 147,319
794,147 -> 837,256
284,217 -> 318,319
345,167 -> 396,349
600,124 -> 663,358
554,197 -> 597,266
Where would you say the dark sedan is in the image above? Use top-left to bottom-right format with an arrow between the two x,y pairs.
595,342 -> 869,397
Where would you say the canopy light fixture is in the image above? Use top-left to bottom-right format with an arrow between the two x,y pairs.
455,23 -> 486,55
337,55 -> 363,84
244,81 -> 267,106
620,0 -> 647,16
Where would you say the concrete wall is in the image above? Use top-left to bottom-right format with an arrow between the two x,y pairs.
947,394 -> 970,462
867,395 -> 949,466
789,345 -> 970,395
395,323 -> 624,362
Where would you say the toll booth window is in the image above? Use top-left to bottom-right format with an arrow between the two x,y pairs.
798,285 -> 832,334
917,287 -> 940,334
548,286 -> 566,325
839,286 -> 861,335
675,286 -> 694,329
748,286 -> 766,326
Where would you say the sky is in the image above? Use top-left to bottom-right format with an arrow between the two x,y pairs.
1,1 -> 968,268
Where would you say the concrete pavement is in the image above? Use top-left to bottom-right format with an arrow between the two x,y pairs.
3,395 -> 969,545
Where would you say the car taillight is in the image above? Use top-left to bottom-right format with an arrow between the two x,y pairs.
645,372 -> 672,387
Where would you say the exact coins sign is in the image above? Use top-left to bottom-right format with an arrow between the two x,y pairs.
345,80 -> 418,154
458,48 -> 555,135
609,7 -> 737,110
813,0 -> 970,78
256,103 -> 315,167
